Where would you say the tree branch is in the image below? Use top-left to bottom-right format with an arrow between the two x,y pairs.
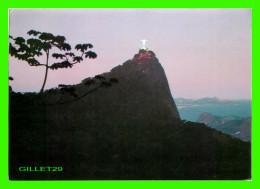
40,50 -> 49,93
71,61 -> 80,65
47,86 -> 100,106
30,64 -> 47,67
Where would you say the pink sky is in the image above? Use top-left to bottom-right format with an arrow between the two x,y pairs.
9,9 -> 251,99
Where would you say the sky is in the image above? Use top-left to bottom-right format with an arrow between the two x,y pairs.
9,8 -> 252,99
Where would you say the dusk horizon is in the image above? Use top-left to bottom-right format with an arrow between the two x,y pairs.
9,8 -> 251,99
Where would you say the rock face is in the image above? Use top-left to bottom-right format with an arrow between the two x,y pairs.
46,49 -> 180,126
105,49 -> 181,120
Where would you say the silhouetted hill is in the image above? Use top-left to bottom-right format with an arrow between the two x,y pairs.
198,112 -> 251,141
9,49 -> 251,180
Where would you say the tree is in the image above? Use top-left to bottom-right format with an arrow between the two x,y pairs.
9,30 -> 97,93
9,76 -> 14,92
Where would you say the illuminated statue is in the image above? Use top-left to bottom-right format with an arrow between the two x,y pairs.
141,39 -> 148,50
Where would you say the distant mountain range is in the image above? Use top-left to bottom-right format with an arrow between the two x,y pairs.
176,98 -> 251,141
175,97 -> 251,122
175,97 -> 248,106
197,112 -> 251,141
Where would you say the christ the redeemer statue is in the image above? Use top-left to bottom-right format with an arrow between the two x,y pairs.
141,39 -> 148,50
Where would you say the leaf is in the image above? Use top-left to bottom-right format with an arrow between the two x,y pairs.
49,61 -> 73,70
65,52 -> 75,57
27,30 -> 41,36
42,42 -> 52,51
27,58 -> 40,66
75,44 -> 82,51
14,37 -> 25,45
9,43 -> 17,56
86,43 -> 93,49
73,56 -> 83,63
54,35 -> 66,44
61,43 -> 71,51
34,51 -> 43,57
27,38 -> 43,50
75,43 -> 94,52
18,44 -> 29,53
39,32 -> 55,41
52,53 -> 66,59
85,51 -> 97,59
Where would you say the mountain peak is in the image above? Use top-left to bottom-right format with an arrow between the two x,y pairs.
132,49 -> 156,64
106,49 -> 180,119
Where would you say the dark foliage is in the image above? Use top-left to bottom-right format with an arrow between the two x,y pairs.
49,61 -> 73,70
94,75 -> 106,80
9,91 -> 251,180
9,76 -> 14,92
9,30 -> 97,92
59,86 -> 77,98
84,79 -> 95,86
109,78 -> 119,83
